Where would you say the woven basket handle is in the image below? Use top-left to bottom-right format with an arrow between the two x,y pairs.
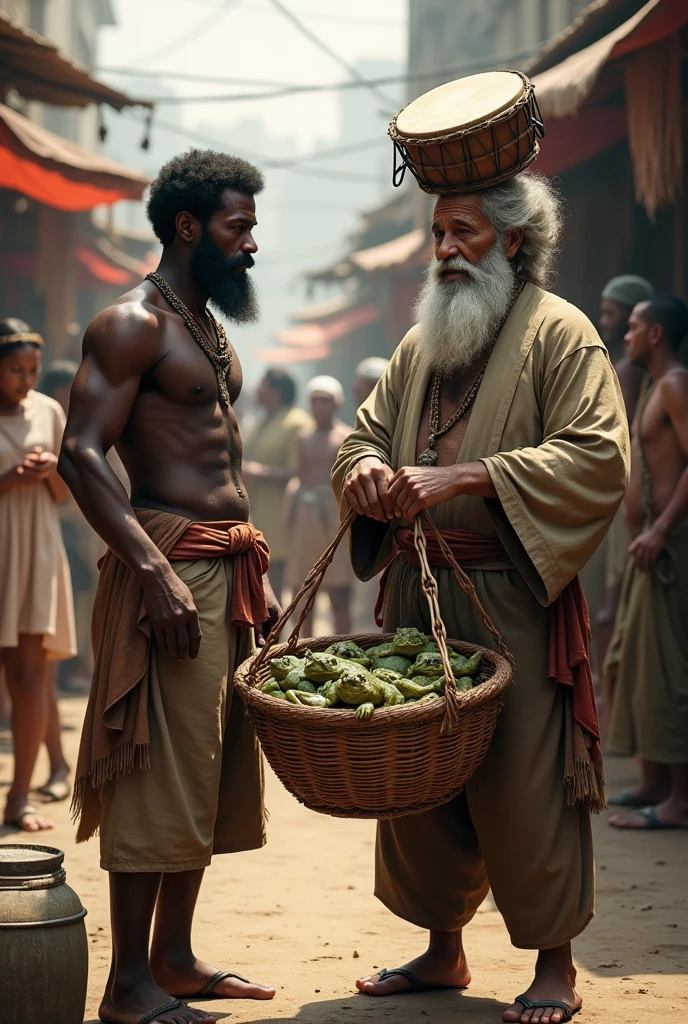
414,511 -> 515,734
251,507 -> 358,676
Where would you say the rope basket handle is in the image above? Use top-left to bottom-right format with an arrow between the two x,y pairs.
251,506 -> 515,733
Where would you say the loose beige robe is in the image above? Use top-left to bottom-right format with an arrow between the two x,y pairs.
331,283 -> 629,948
243,405 -> 313,563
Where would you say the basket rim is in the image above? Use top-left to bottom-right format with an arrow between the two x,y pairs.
234,632 -> 512,729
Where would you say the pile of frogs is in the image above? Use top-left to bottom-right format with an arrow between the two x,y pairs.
261,628 -> 484,720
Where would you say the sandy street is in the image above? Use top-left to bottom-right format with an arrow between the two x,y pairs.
1,694 -> 687,1024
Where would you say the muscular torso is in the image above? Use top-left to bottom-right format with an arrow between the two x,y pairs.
625,369 -> 688,536
113,282 -> 249,523
298,422 -> 352,487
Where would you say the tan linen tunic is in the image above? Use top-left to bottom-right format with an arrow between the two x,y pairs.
0,391 -> 76,659
243,405 -> 313,562
332,283 -> 629,948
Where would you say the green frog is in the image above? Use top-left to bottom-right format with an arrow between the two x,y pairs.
324,640 -> 371,666
318,665 -> 405,720
303,650 -> 346,682
391,627 -> 428,657
269,654 -> 306,681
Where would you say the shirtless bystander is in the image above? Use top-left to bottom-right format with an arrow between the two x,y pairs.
286,376 -> 354,636
607,294 -> 688,830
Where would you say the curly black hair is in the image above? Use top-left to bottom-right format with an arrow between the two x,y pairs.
146,148 -> 265,246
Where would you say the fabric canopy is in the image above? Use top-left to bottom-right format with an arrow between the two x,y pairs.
0,103 -> 149,210
0,10 -> 150,110
275,302 -> 380,348
256,344 -> 331,364
533,0 -> 688,118
75,244 -> 134,286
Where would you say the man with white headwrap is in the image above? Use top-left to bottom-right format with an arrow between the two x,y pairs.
354,357 -> 390,406
332,172 -> 629,1023
286,376 -> 354,636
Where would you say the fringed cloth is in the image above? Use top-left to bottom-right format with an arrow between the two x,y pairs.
375,527 -> 606,813
72,509 -> 270,842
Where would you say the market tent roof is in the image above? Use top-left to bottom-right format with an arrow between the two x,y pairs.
306,228 -> 429,284
256,344 -> 331,364
275,301 -> 380,348
532,0 -> 688,118
0,102 -> 150,210
350,228 -> 428,272
75,243 -> 134,286
0,9 -> 151,110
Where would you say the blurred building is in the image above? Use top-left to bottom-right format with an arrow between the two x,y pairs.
273,0 -> 593,416
0,1 -> 152,362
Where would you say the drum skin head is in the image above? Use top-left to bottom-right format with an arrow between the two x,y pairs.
397,71 -> 525,139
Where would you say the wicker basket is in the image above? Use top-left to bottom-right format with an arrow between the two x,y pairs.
234,509 -> 514,819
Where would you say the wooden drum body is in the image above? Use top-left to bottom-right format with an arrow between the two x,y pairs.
389,70 -> 544,193
0,845 -> 88,1024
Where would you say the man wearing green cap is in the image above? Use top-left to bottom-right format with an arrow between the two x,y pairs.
599,275 -> 654,422
594,275 -> 655,697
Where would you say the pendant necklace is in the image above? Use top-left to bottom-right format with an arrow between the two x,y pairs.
146,272 -> 232,408
417,282 -> 523,467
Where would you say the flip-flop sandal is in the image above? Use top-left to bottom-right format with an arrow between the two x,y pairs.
3,803 -> 53,831
35,779 -> 71,803
139,1000 -> 184,1024
363,967 -> 466,994
173,970 -> 260,1000
607,788 -> 650,807
609,805 -> 685,830
513,994 -> 580,1022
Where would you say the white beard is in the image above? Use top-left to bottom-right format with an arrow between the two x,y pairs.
413,241 -> 516,373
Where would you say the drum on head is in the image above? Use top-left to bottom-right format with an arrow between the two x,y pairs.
388,70 -> 545,194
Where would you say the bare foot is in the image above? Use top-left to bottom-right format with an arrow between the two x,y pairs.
356,945 -> 470,996
99,979 -> 215,1024
4,801 -> 54,832
503,962 -> 581,1023
609,800 -> 688,829
153,955 -> 276,1000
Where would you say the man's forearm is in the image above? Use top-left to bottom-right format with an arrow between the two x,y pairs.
58,443 -> 171,580
456,461 -> 498,499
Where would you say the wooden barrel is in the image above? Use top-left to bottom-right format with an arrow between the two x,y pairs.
0,845 -> 88,1024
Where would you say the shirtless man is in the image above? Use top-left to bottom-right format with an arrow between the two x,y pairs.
595,275 -> 654,687
286,375 -> 353,636
59,150 -> 279,1024
607,294 -> 688,830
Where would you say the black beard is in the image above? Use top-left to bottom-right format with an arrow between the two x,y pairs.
189,231 -> 259,324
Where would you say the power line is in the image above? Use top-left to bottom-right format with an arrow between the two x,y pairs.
130,112 -> 383,182
264,0 -> 399,113
100,42 -> 545,104
129,0 -> 241,66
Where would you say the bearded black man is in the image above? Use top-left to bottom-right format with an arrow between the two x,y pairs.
59,150 -> 278,1024
332,173 -> 630,1024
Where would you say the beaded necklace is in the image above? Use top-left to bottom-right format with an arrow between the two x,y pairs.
146,272 -> 232,407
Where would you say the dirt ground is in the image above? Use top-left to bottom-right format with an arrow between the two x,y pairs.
1,693 -> 686,1024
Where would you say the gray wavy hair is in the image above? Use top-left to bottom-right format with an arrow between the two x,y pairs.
480,173 -> 564,289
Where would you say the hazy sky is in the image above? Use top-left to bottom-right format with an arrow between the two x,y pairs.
100,0 -> 408,152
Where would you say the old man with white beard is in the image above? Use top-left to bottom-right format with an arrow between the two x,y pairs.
332,172 -> 629,1024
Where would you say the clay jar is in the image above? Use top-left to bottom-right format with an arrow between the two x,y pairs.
0,845 -> 88,1024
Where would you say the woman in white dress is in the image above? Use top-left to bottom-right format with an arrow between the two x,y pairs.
0,319 -> 76,831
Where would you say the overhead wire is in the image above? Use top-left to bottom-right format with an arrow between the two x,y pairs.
100,41 -> 545,103
264,0 -> 400,113
126,111 -> 384,182
128,0 -> 241,66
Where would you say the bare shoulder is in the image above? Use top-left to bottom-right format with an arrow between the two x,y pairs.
82,282 -> 167,376
658,367 -> 688,411
333,421 -> 354,444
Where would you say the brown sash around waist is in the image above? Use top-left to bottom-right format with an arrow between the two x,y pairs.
72,509 -> 270,842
